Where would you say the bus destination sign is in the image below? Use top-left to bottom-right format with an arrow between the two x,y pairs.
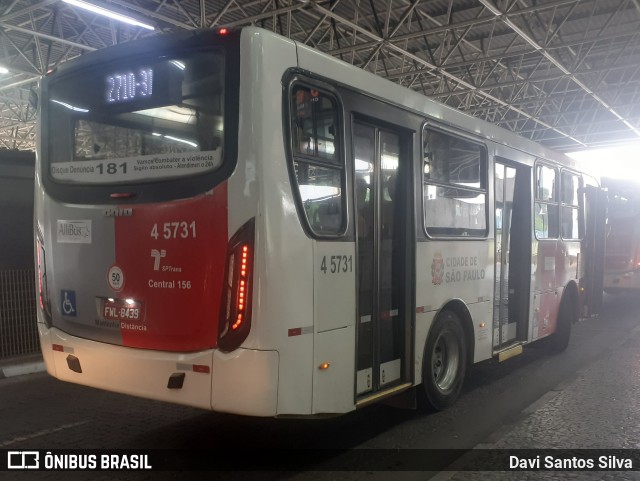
106,68 -> 153,104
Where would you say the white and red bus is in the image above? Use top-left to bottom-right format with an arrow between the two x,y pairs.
603,178 -> 640,294
35,27 -> 605,417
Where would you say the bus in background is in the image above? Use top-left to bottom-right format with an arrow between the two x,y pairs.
603,177 -> 640,294
35,27 -> 606,417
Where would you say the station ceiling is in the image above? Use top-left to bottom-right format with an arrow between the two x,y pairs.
1,0 -> 640,153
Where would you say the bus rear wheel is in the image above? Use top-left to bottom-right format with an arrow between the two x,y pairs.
419,310 -> 467,411
546,294 -> 574,353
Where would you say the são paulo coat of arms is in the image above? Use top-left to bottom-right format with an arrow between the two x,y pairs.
431,252 -> 444,285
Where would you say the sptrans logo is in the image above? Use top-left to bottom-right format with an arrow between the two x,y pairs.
431,252 -> 444,285
7,451 -> 39,469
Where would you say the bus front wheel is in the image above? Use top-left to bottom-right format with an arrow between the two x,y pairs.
419,310 -> 467,411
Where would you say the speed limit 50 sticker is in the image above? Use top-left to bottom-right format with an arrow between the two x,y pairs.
107,265 -> 125,291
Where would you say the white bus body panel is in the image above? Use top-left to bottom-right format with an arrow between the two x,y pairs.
211,349 -> 279,416
37,321 -> 57,377
415,241 -> 494,369
312,242 -> 357,414
233,29 -> 317,415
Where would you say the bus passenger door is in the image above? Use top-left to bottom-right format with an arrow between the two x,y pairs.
494,160 -> 531,349
582,184 -> 606,317
353,121 -> 409,399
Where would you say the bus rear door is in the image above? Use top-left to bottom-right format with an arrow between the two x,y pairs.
493,159 -> 532,349
353,121 -> 411,401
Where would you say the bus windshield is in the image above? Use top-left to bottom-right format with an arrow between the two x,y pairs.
46,49 -> 225,184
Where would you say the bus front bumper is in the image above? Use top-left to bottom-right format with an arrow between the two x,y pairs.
604,270 -> 640,293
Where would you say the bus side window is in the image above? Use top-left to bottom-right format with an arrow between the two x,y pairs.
292,87 -> 338,163
422,126 -> 488,237
289,85 -> 344,236
535,164 -> 559,239
561,171 -> 581,239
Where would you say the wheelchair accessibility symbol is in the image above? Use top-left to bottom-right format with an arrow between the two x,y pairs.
61,290 -> 77,317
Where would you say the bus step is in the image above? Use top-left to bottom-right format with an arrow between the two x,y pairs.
497,344 -> 523,362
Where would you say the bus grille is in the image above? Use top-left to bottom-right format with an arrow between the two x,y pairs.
0,269 -> 39,359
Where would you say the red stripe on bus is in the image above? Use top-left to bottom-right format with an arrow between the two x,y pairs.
288,328 -> 302,337
113,183 -> 229,352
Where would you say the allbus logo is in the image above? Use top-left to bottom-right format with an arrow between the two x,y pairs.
56,220 -> 92,244
7,451 -> 39,469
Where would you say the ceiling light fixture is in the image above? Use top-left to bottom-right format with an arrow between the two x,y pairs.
62,0 -> 155,30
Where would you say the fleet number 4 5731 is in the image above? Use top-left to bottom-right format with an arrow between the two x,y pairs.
320,255 -> 353,274
150,221 -> 196,240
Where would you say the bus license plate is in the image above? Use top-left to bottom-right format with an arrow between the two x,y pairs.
102,298 -> 144,322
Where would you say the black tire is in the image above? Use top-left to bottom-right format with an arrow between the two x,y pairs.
419,310 -> 467,411
546,294 -> 574,353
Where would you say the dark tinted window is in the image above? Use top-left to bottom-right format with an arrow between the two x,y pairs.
290,85 -> 344,236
